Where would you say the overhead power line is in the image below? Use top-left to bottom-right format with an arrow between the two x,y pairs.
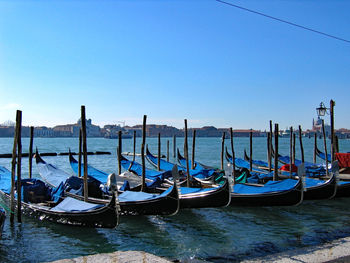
216,0 -> 350,44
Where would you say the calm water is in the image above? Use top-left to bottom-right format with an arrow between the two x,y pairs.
1,136 -> 350,262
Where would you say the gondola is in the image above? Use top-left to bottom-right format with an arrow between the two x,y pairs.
230,176 -> 303,206
146,146 -> 216,181
177,149 -> 214,170
70,153 -> 231,209
175,148 -> 303,206
316,146 -> 350,173
0,165 -> 118,228
316,146 -> 331,162
243,149 -> 280,170
230,149 -> 337,200
225,147 -> 270,174
36,151 -> 180,216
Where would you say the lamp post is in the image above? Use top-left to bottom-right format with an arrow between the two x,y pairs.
316,102 -> 328,117
316,100 -> 335,162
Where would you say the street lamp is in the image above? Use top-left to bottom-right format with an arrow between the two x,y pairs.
316,102 -> 329,117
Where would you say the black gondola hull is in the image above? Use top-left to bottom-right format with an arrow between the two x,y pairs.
0,191 -> 118,228
179,179 -> 231,209
229,178 -> 303,207
335,183 -> 350,198
303,174 -> 337,200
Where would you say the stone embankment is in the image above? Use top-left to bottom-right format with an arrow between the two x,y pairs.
50,236 -> 350,263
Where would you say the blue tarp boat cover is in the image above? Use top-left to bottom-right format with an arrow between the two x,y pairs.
50,197 -> 104,212
247,171 -> 326,188
318,151 -> 332,162
233,179 -> 298,195
147,149 -> 214,179
338,181 -> 350,186
227,156 -> 268,173
0,166 -> 12,194
37,161 -> 71,187
0,166 -> 64,203
118,185 -> 174,202
120,156 -> 171,181
70,157 -> 109,183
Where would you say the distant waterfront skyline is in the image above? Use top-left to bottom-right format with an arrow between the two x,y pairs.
1,1 -> 349,130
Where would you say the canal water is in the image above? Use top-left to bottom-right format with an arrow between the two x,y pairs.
0,136 -> 350,262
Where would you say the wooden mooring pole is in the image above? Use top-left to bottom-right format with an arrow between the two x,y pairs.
28,126 -> 34,179
184,119 -> 190,187
167,140 -> 170,162
313,133 -> 317,164
267,132 -> 272,172
289,127 -> 293,178
81,106 -> 88,202
141,115 -> 147,192
118,130 -> 122,175
273,123 -> 279,181
78,128 -> 82,178
221,132 -> 225,170
292,133 -> 296,164
10,111 -> 20,223
132,131 -> 136,163
230,128 -> 236,181
299,125 -> 305,163
330,99 -> 335,162
157,133 -> 161,171
335,135 -> 339,153
249,130 -> 253,172
191,130 -> 196,170
321,119 -> 329,177
173,135 -> 176,158
16,110 -> 22,223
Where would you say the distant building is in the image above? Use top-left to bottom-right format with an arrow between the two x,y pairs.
53,118 -> 101,137
312,117 -> 331,137
35,126 -> 55,137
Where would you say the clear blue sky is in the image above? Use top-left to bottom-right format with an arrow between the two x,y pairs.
0,0 -> 349,130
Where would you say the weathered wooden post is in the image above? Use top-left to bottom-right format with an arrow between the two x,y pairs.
221,132 -> 225,170
289,127 -> 293,177
141,115 -> 147,192
273,123 -> 279,181
132,130 -> 136,162
81,106 -> 88,202
78,128 -> 82,178
298,125 -> 305,163
330,99 -> 335,162
10,110 -> 20,223
335,135 -> 339,153
173,135 -> 176,158
28,126 -> 34,179
167,140 -> 170,162
313,133 -> 317,164
118,130 -> 122,175
16,110 -> 22,223
269,120 -> 273,138
269,120 -> 273,172
321,119 -> 329,177
292,133 -> 296,164
230,128 -> 236,180
184,119 -> 190,187
157,133 -> 161,171
249,129 -> 253,172
267,132 -> 272,172
191,130 -> 196,170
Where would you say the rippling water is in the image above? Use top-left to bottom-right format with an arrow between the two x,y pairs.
0,136 -> 350,262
